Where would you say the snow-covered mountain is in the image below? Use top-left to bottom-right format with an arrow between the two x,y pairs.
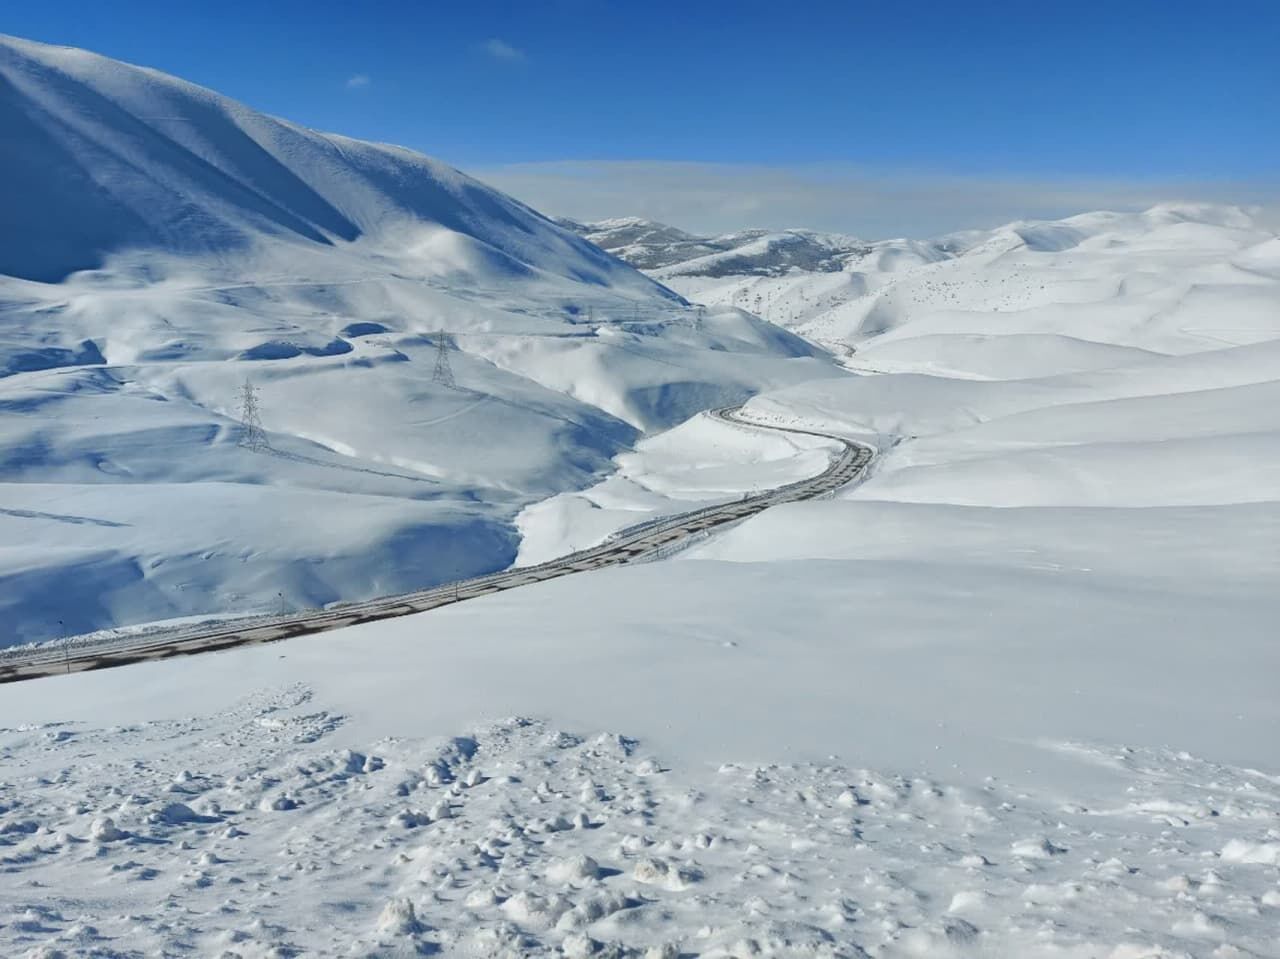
0,34 -> 835,643
561,216 -> 879,276
524,204 -> 1280,561
4,195 -> 1279,954
0,36 -> 667,292
553,217 -> 730,270
4,28 -> 1280,959
565,206 -> 1279,372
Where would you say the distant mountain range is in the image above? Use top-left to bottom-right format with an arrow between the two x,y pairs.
560,205 -> 1272,352
557,216 -> 877,275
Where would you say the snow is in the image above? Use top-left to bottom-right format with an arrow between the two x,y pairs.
515,410 -> 836,565
0,34 -> 833,644
4,359 -> 1279,950
3,647 -> 1279,954
643,203 -> 1280,372
3,32 -> 1279,959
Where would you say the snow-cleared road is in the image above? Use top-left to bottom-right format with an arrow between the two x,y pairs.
0,407 -> 873,683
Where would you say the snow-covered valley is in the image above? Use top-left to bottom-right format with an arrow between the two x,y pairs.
3,30 -> 1280,959
0,34 -> 832,645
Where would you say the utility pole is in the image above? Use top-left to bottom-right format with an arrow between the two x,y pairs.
237,379 -> 270,452
432,330 -> 457,389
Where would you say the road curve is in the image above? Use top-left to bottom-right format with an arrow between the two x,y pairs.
0,407 -> 873,684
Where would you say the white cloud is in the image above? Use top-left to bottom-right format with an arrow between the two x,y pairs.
345,74 -> 371,89
479,38 -> 526,62
472,160 -> 1280,238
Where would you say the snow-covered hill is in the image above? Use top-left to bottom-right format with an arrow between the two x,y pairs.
554,217 -> 731,270
4,32 -> 1279,956
531,203 -> 1280,557
567,206 -> 1280,375
4,304 -> 1279,955
0,34 -> 835,644
0,35 -> 668,292
5,187 -> 1279,954
562,217 -> 881,277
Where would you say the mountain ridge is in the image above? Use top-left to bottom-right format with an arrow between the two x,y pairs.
562,204 -> 1277,354
0,32 -> 668,295
0,33 -> 834,643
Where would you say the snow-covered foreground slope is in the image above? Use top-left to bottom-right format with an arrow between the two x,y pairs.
0,35 -> 833,644
2,527 -> 1277,955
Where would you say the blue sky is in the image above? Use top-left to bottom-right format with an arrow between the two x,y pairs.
7,1 -> 1278,234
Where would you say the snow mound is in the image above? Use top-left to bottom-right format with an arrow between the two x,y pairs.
4,710 -> 1278,956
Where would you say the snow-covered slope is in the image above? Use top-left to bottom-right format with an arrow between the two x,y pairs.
0,34 -> 835,643
0,35 -> 665,291
4,34 -> 1278,954
573,206 -> 1280,378
562,217 -> 884,278
3,198 -> 1278,954
526,207 -> 1280,567
555,217 -> 730,270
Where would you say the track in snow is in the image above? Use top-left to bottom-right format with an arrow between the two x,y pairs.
0,407 -> 873,683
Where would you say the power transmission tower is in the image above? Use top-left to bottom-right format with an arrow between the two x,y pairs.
237,379 -> 270,452
432,330 -> 457,389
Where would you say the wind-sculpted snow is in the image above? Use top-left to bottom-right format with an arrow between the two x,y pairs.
0,34 -> 837,643
4,696 -> 1279,955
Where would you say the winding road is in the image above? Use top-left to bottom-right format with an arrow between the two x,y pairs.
0,407 -> 873,684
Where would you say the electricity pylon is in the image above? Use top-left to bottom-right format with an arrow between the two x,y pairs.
432,330 -> 457,389
237,379 -> 270,452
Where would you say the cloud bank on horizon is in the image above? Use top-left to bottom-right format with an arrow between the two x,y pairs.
476,160 -> 1280,238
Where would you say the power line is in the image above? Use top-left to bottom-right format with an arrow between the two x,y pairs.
432,329 -> 457,389
237,379 -> 270,452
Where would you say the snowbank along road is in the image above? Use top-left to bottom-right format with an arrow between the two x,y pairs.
0,407 -> 873,683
